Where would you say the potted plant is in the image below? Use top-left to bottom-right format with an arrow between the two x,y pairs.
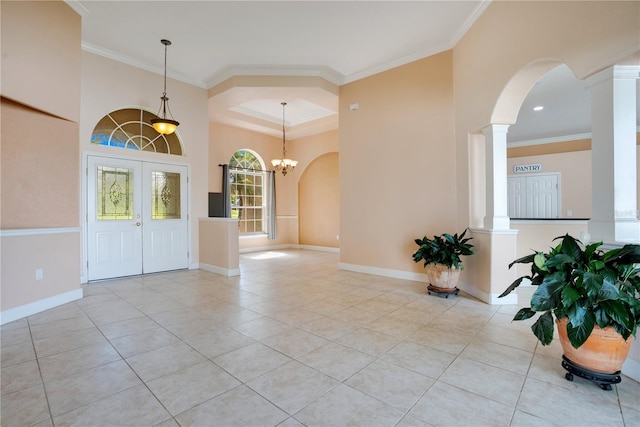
412,228 -> 474,296
499,234 -> 640,389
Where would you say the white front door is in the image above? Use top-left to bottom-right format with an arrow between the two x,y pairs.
142,162 -> 189,273
87,156 -> 188,281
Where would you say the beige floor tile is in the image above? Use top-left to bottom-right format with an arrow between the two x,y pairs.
97,315 -> 161,340
27,303 -> 84,326
440,357 -> 526,407
247,360 -> 339,414
146,361 -> 241,415
517,377 -> 625,425
1,325 -> 32,346
52,384 -> 171,427
1,339 -> 36,368
382,340 -> 456,379
181,326 -> 256,359
38,341 -> 121,380
297,315 -> 358,340
277,416 -> 306,426
527,353 -> 619,403
33,327 -> 107,358
0,383 -> 51,426
298,342 -> 374,381
1,359 -> 42,396
29,315 -> 95,340
366,315 -> 424,338
477,323 -> 539,352
109,327 -> 180,358
408,326 -> 475,355
509,410 -> 554,427
330,306 -> 384,325
336,327 -> 401,356
395,413 -> 436,427
618,375 -> 640,409
44,360 -> 141,416
621,405 -> 640,427
345,359 -> 434,410
408,381 -> 514,426
1,318 -> 29,332
175,385 -> 289,427
233,316 -> 293,340
294,383 -> 404,427
213,342 -> 291,382
125,342 -> 206,382
460,338 -> 534,375
386,306 -> 441,326
261,328 -> 329,358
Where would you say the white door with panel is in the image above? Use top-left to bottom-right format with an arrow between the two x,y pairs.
87,156 -> 188,280
508,174 -> 559,218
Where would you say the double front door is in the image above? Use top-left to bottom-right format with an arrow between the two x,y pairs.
87,156 -> 188,281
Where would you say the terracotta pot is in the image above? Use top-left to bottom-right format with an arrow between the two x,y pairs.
424,264 -> 461,289
555,317 -> 633,374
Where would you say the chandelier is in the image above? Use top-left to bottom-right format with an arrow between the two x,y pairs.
150,39 -> 180,135
271,102 -> 298,176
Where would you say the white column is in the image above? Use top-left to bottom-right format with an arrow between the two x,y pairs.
483,124 -> 510,230
587,65 -> 640,244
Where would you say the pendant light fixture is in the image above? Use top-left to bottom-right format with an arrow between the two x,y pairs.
271,102 -> 298,176
150,39 -> 180,135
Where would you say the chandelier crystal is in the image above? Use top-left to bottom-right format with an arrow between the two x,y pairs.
271,102 -> 298,176
150,39 -> 180,135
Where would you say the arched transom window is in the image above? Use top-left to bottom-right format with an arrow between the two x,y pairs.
91,108 -> 183,155
229,150 -> 266,234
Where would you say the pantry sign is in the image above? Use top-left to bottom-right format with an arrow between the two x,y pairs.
513,163 -> 542,174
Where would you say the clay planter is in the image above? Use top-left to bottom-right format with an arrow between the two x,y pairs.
556,317 -> 634,374
424,264 -> 461,289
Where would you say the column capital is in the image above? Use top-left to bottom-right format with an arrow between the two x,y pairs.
482,124 -> 510,136
586,65 -> 640,88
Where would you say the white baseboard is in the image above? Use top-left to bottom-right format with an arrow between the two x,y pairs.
298,245 -> 339,253
239,244 -> 295,253
1,288 -> 83,325
339,262 -> 424,282
622,356 -> 640,382
199,262 -> 240,277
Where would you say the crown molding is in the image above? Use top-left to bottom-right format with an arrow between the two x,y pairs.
205,65 -> 344,88
82,42 -> 208,89
508,133 -> 593,148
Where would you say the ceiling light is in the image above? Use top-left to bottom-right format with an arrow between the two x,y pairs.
533,106 -> 544,111
150,39 -> 180,135
271,102 -> 298,176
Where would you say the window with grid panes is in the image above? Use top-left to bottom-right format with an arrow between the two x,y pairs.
229,150 -> 266,234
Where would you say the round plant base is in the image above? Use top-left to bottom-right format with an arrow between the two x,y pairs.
561,355 -> 621,391
427,285 -> 459,298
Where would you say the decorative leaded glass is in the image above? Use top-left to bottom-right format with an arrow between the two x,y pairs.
97,166 -> 133,220
152,171 -> 181,219
91,108 -> 183,155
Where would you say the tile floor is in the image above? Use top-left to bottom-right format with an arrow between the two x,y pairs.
1,249 -> 639,426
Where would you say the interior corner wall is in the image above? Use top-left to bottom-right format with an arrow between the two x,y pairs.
339,51 -> 456,272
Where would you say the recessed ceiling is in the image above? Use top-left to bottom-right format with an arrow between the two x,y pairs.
69,1 -> 637,142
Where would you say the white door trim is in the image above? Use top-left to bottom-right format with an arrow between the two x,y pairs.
81,151 -> 191,283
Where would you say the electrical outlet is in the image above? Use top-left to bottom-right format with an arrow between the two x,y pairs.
336,235 -> 340,240
35,268 -> 43,281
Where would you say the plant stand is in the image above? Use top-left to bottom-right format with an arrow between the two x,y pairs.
561,355 -> 621,390
427,284 -> 459,298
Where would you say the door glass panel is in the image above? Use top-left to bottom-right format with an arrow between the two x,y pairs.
151,171 -> 181,219
97,166 -> 134,220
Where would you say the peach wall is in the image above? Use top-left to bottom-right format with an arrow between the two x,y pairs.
299,152 -> 339,248
507,150 -> 592,218
0,1 -> 80,122
199,218 -> 239,275
1,232 -> 80,312
1,1 -> 82,317
339,51 -> 455,271
80,51 -> 209,270
1,99 -> 80,228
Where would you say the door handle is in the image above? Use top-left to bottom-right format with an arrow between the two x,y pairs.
134,222 -> 141,226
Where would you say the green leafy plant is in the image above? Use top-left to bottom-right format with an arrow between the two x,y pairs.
499,234 -> 640,348
412,229 -> 474,270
